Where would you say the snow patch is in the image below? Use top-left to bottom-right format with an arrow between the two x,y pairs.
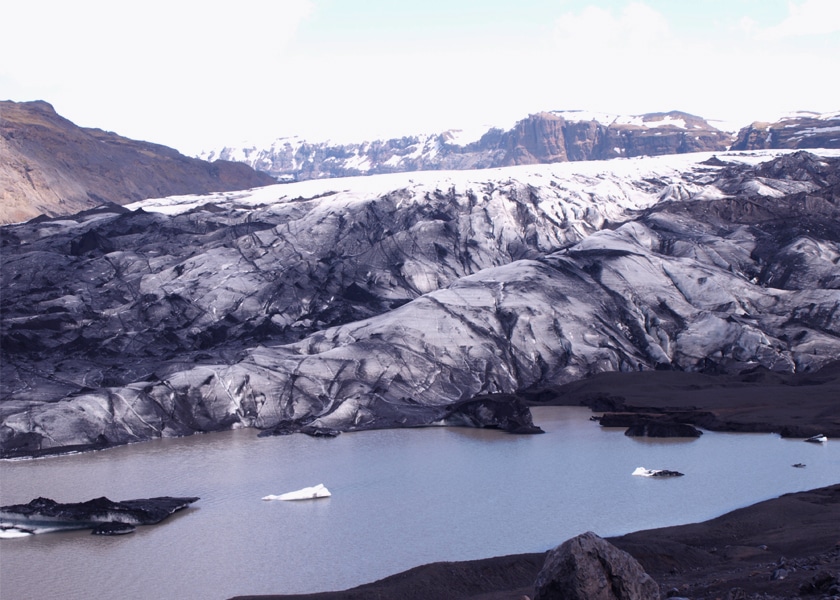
443,125 -> 493,146
790,125 -> 840,139
552,111 -> 691,129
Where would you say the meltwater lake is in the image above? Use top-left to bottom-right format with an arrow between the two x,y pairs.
2,406 -> 838,600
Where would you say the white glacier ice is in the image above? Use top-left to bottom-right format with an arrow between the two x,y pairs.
262,484 -> 332,501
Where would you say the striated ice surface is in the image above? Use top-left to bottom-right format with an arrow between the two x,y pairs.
3,150 -> 840,455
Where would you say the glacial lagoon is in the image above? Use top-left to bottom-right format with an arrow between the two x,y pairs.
1,407 -> 838,600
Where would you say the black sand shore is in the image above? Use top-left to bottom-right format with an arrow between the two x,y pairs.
233,366 -> 839,599
527,361 -> 840,439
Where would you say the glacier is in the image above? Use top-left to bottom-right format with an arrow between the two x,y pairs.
1,149 -> 839,456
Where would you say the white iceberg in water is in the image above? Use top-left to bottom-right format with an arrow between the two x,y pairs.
0,526 -> 34,538
633,467 -> 656,477
262,484 -> 331,501
632,467 -> 684,477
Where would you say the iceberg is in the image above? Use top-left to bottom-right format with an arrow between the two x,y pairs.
262,484 -> 331,501
632,467 -> 684,478
0,496 -> 199,536
0,526 -> 34,538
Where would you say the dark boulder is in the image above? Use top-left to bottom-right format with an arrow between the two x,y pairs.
646,469 -> 685,478
441,395 -> 545,434
624,420 -> 703,438
599,413 -> 703,437
258,421 -> 341,438
534,531 -> 660,600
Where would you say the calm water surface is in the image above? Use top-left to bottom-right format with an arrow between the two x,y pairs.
1,407 -> 838,600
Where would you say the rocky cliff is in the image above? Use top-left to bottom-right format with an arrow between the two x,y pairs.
0,100 -> 276,224
201,111 -> 735,181
2,149 -> 839,456
731,111 -> 840,151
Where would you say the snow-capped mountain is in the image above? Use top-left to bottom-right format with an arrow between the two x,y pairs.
3,148 -> 839,456
199,110 -> 735,182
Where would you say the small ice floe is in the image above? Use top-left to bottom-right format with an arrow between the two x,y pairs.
632,467 -> 684,478
0,526 -> 34,538
804,434 -> 827,444
262,484 -> 331,501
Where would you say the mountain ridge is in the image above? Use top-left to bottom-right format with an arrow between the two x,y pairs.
200,110 -> 736,182
200,109 -> 840,184
3,102 -> 838,225
732,110 -> 840,151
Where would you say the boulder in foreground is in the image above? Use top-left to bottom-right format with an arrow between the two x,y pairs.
534,531 -> 659,600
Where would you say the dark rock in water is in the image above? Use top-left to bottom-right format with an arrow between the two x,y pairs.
534,531 -> 660,600
598,413 -> 644,428
258,395 -> 544,437
632,467 -> 684,478
299,425 -> 341,438
0,496 -> 198,535
91,522 -> 136,535
258,421 -> 341,438
624,420 -> 703,438
648,470 -> 684,478
598,413 -> 703,437
441,395 -> 545,434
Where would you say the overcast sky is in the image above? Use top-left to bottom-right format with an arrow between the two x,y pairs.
2,0 -> 838,155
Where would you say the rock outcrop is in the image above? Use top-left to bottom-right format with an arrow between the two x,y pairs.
2,150 -> 840,456
533,531 -> 659,600
201,111 -> 733,182
731,111 -> 840,151
0,100 -> 276,224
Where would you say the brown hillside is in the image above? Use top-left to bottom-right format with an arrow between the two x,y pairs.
0,100 -> 275,224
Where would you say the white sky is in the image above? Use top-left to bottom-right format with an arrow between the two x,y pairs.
2,0 -> 838,155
